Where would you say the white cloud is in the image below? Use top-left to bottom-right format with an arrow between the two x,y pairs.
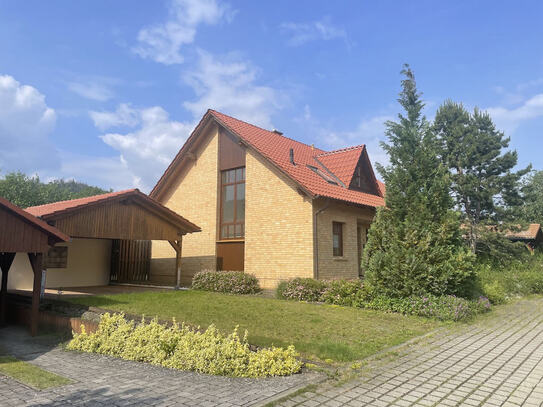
0,74 -> 60,174
183,50 -> 283,128
68,81 -> 115,101
89,103 -> 140,130
95,105 -> 194,191
280,17 -> 348,46
486,93 -> 543,133
133,0 -> 233,65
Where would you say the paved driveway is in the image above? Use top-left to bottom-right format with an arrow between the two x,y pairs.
278,298 -> 543,407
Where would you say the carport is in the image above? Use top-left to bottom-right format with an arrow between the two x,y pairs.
0,196 -> 69,335
21,189 -> 200,289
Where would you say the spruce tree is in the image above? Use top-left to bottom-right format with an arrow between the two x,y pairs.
363,66 -> 474,298
433,101 -> 531,254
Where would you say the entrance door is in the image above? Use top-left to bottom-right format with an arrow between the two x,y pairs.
216,241 -> 244,271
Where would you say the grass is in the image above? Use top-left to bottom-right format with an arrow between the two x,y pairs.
67,290 -> 441,362
0,356 -> 71,389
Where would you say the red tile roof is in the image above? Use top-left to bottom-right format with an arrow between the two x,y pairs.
314,146 -> 365,187
209,110 -> 385,208
151,109 -> 385,208
0,196 -> 69,243
26,189 -> 200,233
506,224 -> 542,240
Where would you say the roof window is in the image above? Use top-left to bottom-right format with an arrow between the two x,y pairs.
307,165 -> 338,185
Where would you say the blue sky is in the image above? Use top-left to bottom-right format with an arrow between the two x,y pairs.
1,0 -> 542,191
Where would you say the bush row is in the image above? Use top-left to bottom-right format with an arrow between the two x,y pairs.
476,255 -> 543,304
192,270 -> 261,294
67,313 -> 301,378
277,278 -> 491,321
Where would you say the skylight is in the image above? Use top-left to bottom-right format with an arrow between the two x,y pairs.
307,165 -> 338,185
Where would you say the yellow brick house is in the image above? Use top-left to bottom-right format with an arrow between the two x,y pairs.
150,110 -> 385,289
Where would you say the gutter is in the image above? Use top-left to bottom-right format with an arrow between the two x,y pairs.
313,198 -> 331,279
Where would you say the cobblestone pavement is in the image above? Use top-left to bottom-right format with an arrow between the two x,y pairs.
277,298 -> 543,407
0,327 -> 321,406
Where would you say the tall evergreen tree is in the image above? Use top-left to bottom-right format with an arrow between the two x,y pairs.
433,101 -> 531,253
363,66 -> 474,298
519,170 -> 543,224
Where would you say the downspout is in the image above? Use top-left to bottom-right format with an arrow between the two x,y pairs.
313,198 -> 330,280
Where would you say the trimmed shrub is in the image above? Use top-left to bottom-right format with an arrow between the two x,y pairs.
67,313 -> 301,378
363,294 -> 490,321
276,278 -> 327,302
275,277 -> 490,321
192,270 -> 261,294
320,280 -> 366,307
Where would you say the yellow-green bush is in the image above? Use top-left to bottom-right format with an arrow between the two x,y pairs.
67,313 -> 302,378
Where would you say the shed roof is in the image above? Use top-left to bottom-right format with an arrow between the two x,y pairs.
0,196 -> 69,252
151,109 -> 385,208
506,223 -> 542,241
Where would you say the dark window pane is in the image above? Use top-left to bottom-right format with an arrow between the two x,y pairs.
221,225 -> 228,238
227,169 -> 236,183
222,185 -> 235,223
235,224 -> 242,237
236,167 -> 244,182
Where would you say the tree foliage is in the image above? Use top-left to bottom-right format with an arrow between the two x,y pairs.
363,66 -> 475,298
519,170 -> 543,224
0,172 -> 110,208
433,101 -> 531,253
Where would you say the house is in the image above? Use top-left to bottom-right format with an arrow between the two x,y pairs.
8,189 -> 200,291
150,110 -> 385,289
506,223 -> 543,253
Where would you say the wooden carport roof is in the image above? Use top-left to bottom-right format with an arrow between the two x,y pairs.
26,189 -> 200,241
0,196 -> 69,336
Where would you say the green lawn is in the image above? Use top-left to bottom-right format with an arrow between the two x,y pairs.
0,356 -> 71,389
68,290 -> 441,362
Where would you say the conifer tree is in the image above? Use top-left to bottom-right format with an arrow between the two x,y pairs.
363,66 -> 474,298
433,101 -> 531,253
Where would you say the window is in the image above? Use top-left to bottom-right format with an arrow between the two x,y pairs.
332,222 -> 343,257
352,166 -> 361,188
220,167 -> 245,239
45,246 -> 68,268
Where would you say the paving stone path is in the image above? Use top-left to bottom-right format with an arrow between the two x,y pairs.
277,298 -> 543,407
0,327 -> 321,406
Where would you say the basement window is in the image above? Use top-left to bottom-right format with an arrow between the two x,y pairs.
307,165 -> 338,185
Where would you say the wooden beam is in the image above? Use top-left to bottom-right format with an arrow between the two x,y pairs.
168,239 -> 182,289
28,253 -> 43,337
0,252 -> 16,326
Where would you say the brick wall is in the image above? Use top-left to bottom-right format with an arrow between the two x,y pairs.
245,151 -> 314,289
150,125 -> 219,286
314,200 -> 375,280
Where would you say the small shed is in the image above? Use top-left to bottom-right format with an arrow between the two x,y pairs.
506,223 -> 543,253
0,196 -> 69,335
9,189 -> 200,291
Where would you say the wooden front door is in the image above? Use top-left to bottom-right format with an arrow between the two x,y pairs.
216,241 -> 244,271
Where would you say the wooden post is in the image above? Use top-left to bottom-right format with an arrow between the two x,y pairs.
168,238 -> 183,289
0,252 -> 16,326
28,253 -> 43,336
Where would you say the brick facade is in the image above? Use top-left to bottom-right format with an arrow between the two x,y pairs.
150,125 -> 219,286
245,150 -> 314,289
314,200 -> 374,281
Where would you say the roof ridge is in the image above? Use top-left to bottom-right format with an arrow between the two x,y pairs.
209,109 -> 326,153
316,144 -> 365,157
26,189 -> 137,211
